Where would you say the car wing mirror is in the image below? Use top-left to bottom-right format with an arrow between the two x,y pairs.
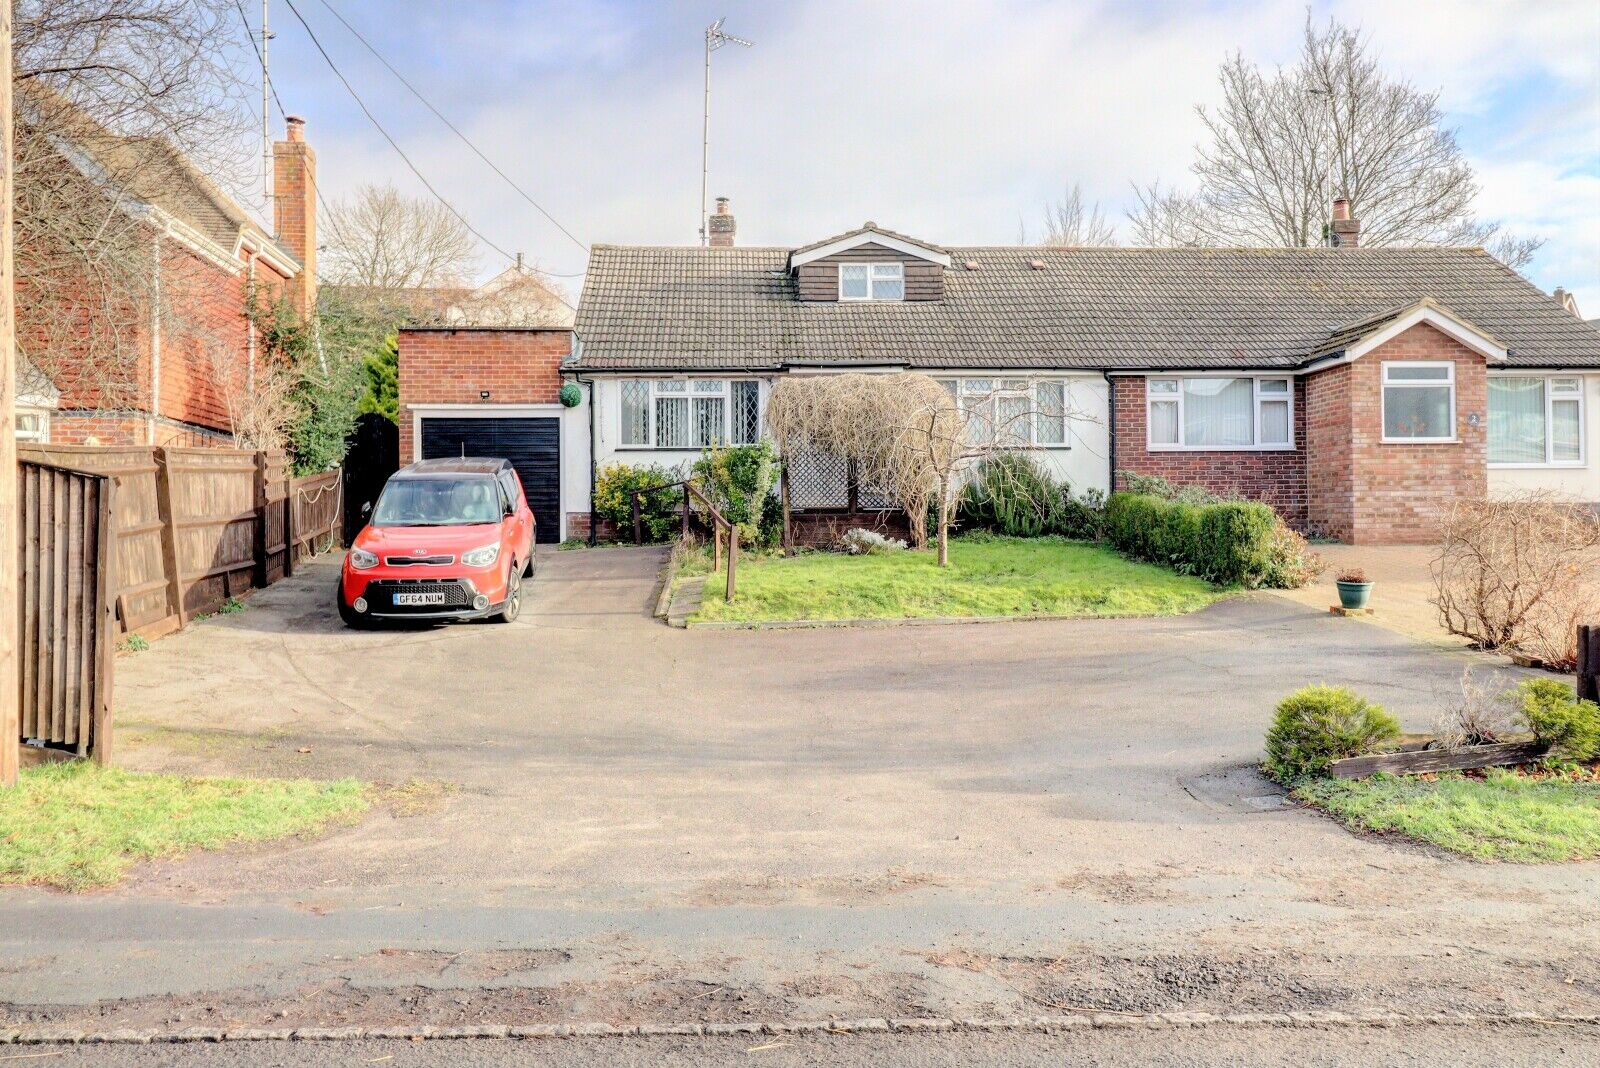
361,500 -> 372,515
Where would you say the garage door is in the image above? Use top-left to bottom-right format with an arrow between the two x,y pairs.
419,417 -> 561,543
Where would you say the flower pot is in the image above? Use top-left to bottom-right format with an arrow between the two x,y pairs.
1336,580 -> 1373,610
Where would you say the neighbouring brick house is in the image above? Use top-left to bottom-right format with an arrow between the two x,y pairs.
18,114 -> 317,447
400,196 -> 1600,545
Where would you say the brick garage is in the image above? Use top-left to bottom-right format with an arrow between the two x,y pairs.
397,327 -> 579,542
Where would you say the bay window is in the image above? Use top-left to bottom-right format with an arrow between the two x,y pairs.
1488,375 -> 1584,466
619,379 -> 761,449
1381,362 -> 1455,442
1146,376 -> 1292,449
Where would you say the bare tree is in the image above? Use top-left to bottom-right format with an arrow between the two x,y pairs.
13,0 -> 252,405
1131,14 -> 1541,269
1026,184 -> 1117,247
321,183 -> 480,292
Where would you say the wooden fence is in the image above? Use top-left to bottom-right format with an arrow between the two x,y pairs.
18,445 -> 340,639
17,459 -> 117,763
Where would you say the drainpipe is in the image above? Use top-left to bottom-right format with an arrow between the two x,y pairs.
574,371 -> 598,546
149,234 -> 162,444
1103,370 -> 1117,494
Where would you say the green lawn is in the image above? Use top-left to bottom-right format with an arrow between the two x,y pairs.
1296,770 -> 1600,862
689,536 -> 1225,623
0,762 -> 370,890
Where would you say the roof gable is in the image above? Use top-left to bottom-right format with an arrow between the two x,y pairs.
788,224 -> 951,270
1313,299 -> 1509,367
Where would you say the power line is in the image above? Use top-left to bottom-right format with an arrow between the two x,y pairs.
279,0 -> 521,271
315,0 -> 589,257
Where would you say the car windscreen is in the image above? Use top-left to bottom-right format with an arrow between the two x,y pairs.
371,477 -> 501,527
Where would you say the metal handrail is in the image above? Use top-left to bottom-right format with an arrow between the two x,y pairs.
627,479 -> 738,602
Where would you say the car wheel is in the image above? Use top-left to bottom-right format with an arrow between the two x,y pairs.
522,552 -> 534,578
337,584 -> 368,629
491,568 -> 522,624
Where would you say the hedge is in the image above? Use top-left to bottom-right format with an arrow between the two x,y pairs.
1104,491 -> 1279,587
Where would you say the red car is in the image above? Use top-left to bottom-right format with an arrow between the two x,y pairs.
339,458 -> 535,626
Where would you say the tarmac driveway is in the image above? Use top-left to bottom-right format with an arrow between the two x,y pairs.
4,547 -> 1599,1031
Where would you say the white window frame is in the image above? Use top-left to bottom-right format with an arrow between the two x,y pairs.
941,377 -> 1072,449
1145,375 -> 1295,452
1487,373 -> 1586,468
1380,361 -> 1457,444
618,378 -> 762,450
14,407 -> 50,443
838,262 -> 905,302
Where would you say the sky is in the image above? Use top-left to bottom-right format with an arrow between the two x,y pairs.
258,0 -> 1600,310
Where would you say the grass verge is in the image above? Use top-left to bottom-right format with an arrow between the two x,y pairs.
689,535 -> 1224,623
0,762 -> 370,890
1295,769 -> 1600,862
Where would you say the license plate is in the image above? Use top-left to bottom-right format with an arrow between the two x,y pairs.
393,591 -> 447,606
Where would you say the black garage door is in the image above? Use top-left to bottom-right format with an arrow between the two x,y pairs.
420,417 -> 561,543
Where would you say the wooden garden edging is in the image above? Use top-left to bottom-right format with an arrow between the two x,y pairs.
17,444 -> 341,640
16,458 -> 117,766
1329,740 -> 1550,780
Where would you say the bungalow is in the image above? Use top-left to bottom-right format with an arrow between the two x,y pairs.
395,197 -> 1600,545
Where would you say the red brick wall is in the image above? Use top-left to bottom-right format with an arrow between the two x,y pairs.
272,118 -> 317,315
1322,322 -> 1487,543
1304,363 -> 1353,538
1111,375 -> 1309,528
396,329 -> 571,460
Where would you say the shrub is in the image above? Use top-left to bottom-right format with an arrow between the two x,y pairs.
1432,493 -> 1600,669
1518,679 -> 1600,762
837,527 -> 907,555
1106,492 -> 1288,587
1057,486 -> 1105,541
958,453 -> 1061,538
1335,567 -> 1368,584
1264,685 -> 1402,783
757,488 -> 783,548
1264,521 -> 1325,588
693,442 -> 778,545
594,462 -> 684,543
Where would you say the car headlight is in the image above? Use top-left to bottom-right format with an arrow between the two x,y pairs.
462,543 -> 500,568
349,547 -> 379,570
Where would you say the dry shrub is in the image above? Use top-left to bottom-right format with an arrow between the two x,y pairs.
1431,493 -> 1600,669
765,373 -> 964,550
1431,667 -> 1519,750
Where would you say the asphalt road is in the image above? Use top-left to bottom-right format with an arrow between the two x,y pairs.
37,1026 -> 1600,1067
9,548 -> 1598,1032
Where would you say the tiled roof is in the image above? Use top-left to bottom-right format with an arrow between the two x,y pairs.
572,245 -> 1600,371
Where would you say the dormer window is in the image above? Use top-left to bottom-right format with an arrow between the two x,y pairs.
839,263 -> 904,302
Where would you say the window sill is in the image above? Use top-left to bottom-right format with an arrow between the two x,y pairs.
1379,438 -> 1460,445
1488,462 -> 1587,470
1145,445 -> 1296,453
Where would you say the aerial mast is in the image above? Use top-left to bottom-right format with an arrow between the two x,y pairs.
700,18 -> 752,246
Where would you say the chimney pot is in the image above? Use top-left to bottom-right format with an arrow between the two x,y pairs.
1329,196 -> 1361,248
285,115 -> 306,143
708,196 -> 736,247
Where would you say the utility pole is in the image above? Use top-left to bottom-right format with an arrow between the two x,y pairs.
1,0 -> 19,786
700,18 -> 752,246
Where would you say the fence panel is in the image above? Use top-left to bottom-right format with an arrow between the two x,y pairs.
16,459 -> 116,763
19,444 -> 341,640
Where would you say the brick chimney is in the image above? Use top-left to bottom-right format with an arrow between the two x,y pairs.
273,116 -> 318,313
708,196 -> 736,247
1329,196 -> 1360,248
